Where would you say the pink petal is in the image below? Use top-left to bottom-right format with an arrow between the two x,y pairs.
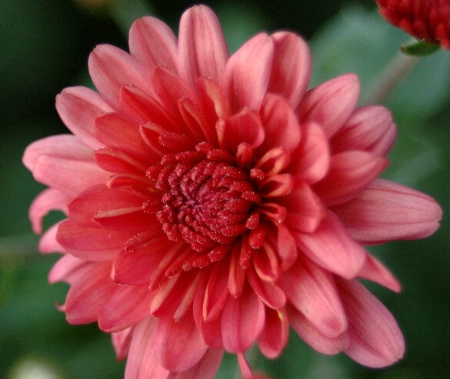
279,181 -> 324,234
196,77 -> 230,126
333,179 -> 443,244
338,279 -> 405,368
156,313 -> 208,372
297,73 -> 360,138
151,67 -> 200,132
29,188 -> 69,234
289,122 -> 330,185
23,135 -> 93,172
270,223 -> 297,271
293,212 -> 367,279
257,307 -> 289,358
313,151 -> 388,207
221,282 -> 265,352
331,105 -> 396,156
247,265 -> 286,309
258,94 -> 301,154
48,254 -> 85,285
252,242 -> 281,283
98,285 -> 152,332
129,16 -> 177,70
88,44 -> 153,108
178,5 -> 229,86
178,96 -> 218,145
279,258 -> 347,338
56,86 -> 113,149
67,185 -> 148,227
31,155 -> 108,198
287,305 -> 349,355
64,261 -> 117,324
94,148 -> 148,174
112,327 -> 133,360
268,32 -> 311,108
193,273 -> 224,348
223,33 -> 274,112
203,259 -> 230,322
150,271 -> 200,321
95,112 -> 158,164
167,348 -> 224,379
237,353 -> 254,379
57,220 -> 131,261
357,254 -> 401,292
124,317 -> 170,379
119,85 -> 178,132
39,222 -> 64,254
111,235 -> 172,285
219,108 -> 265,153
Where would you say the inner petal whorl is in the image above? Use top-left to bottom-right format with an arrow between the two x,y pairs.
149,149 -> 261,252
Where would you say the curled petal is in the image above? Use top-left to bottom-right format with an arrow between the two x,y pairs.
338,279 -> 405,368
129,16 -> 177,70
297,73 -> 359,138
29,188 -> 69,234
178,5 -> 229,85
333,179 -> 442,244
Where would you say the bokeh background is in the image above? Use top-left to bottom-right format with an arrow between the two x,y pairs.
0,0 -> 448,378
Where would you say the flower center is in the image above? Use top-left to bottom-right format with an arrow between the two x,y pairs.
147,144 -> 261,253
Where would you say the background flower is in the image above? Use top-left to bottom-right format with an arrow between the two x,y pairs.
1,0 -> 448,379
376,0 -> 450,48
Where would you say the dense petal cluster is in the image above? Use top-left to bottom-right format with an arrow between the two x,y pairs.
24,5 -> 442,379
376,0 -> 450,48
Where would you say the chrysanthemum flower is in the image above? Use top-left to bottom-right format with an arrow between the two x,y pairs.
376,0 -> 450,49
24,5 -> 442,378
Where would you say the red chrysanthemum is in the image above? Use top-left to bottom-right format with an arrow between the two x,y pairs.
376,0 -> 450,48
23,5 -> 442,379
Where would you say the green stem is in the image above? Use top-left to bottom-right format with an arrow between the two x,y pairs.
363,50 -> 419,105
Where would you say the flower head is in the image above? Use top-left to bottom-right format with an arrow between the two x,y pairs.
24,5 -> 442,378
376,0 -> 450,49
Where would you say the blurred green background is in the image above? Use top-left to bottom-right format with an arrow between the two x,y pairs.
0,0 -> 448,378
